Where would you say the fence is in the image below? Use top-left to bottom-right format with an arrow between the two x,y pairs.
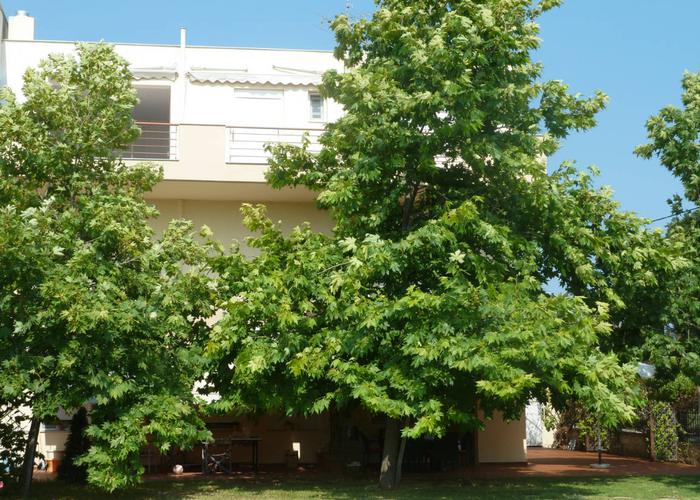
677,409 -> 700,442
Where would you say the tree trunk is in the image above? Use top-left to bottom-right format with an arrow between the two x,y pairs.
379,418 -> 402,489
326,403 -> 344,473
21,417 -> 40,498
395,430 -> 407,485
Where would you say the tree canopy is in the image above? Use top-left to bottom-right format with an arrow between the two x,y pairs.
206,0 -> 674,488
1,1 -> 692,494
0,44 -> 214,493
634,70 -> 700,403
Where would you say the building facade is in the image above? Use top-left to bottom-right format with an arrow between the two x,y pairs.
0,7 -> 526,472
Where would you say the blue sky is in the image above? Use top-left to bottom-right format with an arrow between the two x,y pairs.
3,0 -> 698,224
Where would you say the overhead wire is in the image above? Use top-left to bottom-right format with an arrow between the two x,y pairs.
649,206 -> 700,223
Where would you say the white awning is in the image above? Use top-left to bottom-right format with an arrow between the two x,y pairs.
188,71 -> 321,86
130,66 -> 178,81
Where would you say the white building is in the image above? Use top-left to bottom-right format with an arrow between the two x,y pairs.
0,6 -> 527,472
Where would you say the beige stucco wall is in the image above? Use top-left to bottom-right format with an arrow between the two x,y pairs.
141,124 -> 267,185
478,411 -> 527,463
150,198 -> 333,253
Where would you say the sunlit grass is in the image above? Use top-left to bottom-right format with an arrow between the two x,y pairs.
13,474 -> 700,499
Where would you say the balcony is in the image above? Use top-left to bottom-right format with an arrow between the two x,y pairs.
121,122 -> 179,160
122,123 -> 323,202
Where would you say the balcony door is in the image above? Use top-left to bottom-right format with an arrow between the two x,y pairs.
227,88 -> 286,163
126,86 -> 175,160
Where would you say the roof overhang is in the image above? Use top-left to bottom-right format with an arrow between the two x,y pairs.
187,70 -> 322,86
130,66 -> 178,81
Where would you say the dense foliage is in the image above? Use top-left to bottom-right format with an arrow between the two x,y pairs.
206,0 -> 676,487
0,44 -> 214,492
650,401 -> 680,461
1,0 -> 693,493
635,71 -> 700,400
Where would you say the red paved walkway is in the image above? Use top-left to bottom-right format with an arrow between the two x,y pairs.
34,448 -> 700,484
462,447 -> 700,478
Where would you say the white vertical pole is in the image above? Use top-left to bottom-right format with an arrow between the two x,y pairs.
178,27 -> 187,123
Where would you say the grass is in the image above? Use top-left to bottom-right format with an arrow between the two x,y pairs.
12,475 -> 700,500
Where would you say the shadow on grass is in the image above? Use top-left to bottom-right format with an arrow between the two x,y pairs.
15,474 -> 700,499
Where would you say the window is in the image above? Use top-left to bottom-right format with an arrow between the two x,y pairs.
234,88 -> 284,125
41,422 -> 64,432
309,92 -> 324,121
235,88 -> 284,100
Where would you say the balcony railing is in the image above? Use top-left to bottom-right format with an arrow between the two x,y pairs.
121,122 -> 179,160
226,126 -> 323,164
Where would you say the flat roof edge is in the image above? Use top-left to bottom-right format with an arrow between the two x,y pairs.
3,38 -> 335,54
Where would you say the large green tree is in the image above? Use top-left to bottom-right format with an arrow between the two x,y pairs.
207,0 -> 675,488
0,44 -> 213,494
634,70 -> 700,402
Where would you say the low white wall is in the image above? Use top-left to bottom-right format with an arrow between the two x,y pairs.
37,429 -> 69,461
542,425 -> 556,448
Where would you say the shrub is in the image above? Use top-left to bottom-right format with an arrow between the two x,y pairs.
652,401 -> 680,461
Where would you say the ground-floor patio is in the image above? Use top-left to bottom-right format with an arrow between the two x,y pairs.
463,447 -> 700,478
38,410 -> 528,474
34,447 -> 699,483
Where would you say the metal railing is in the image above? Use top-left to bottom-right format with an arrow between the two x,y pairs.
121,122 -> 179,160
226,126 -> 323,164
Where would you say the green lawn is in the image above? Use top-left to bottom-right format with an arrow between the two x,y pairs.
14,475 -> 700,500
